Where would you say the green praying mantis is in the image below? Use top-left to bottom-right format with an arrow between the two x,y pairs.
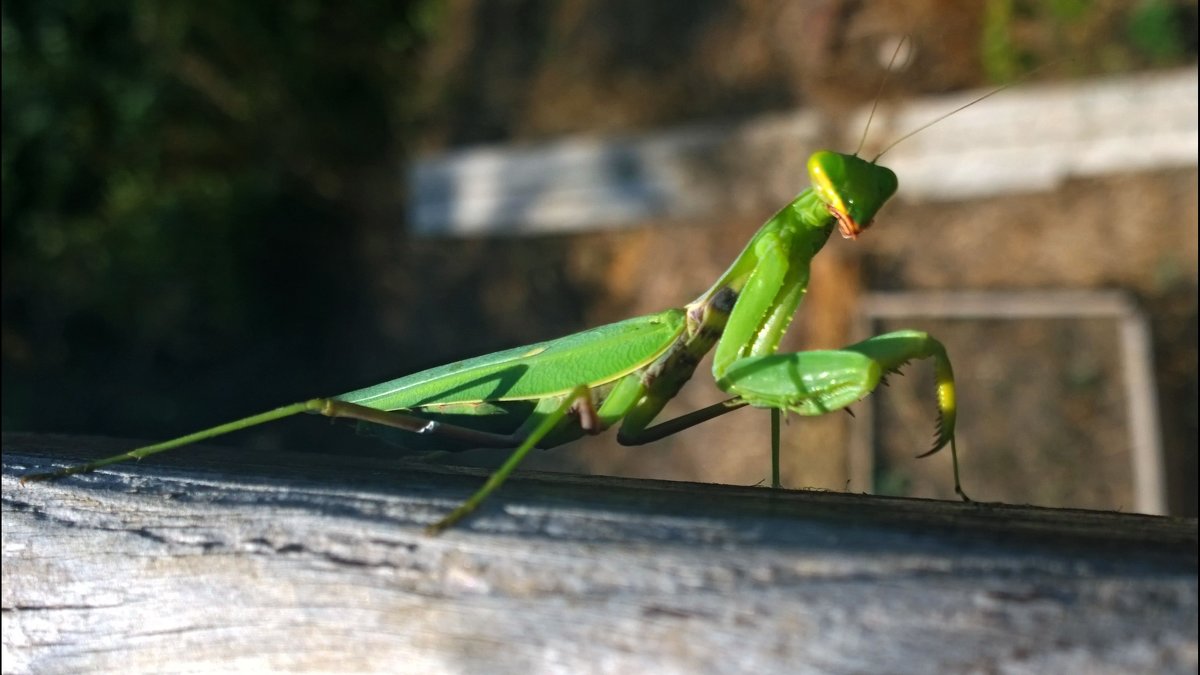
24,69 -> 992,536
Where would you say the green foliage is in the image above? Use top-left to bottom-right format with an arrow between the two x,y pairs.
1128,0 -> 1193,64
1,1 -> 439,433
980,0 -> 1197,82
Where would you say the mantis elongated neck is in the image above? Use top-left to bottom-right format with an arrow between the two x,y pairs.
692,186 -> 835,308
788,186 -> 837,231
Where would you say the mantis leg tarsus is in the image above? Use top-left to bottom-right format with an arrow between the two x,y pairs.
950,438 -> 971,502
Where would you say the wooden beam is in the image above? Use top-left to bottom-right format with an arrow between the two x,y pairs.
5,433 -> 1196,672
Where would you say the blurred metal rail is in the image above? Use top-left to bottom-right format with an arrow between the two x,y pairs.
852,290 -> 1166,515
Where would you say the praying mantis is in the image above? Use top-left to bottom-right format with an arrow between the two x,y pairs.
25,74 -> 979,536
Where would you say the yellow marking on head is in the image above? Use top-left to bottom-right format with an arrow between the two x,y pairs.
807,154 -> 847,217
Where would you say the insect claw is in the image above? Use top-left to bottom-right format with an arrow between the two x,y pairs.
917,434 -> 949,458
915,411 -> 952,458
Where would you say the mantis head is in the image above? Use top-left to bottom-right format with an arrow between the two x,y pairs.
807,151 -> 898,240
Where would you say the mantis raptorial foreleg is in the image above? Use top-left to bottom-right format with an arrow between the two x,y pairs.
716,330 -> 966,499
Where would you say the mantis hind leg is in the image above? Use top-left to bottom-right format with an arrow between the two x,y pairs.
719,330 -> 967,500
310,395 -> 600,534
20,399 -> 541,484
20,393 -> 600,534
424,385 -> 595,534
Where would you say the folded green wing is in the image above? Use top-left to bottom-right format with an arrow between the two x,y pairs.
335,309 -> 686,411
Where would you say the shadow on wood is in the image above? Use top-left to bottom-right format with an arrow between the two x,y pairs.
3,433 -> 1196,674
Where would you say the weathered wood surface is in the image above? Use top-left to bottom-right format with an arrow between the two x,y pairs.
3,433 -> 1196,674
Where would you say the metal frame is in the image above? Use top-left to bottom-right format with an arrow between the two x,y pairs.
851,290 -> 1167,515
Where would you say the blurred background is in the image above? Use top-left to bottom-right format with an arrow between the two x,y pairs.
3,1 -> 1196,515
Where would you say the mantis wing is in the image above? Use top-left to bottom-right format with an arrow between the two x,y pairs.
336,309 -> 687,411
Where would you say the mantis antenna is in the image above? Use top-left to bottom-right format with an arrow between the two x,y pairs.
872,58 -> 1065,162
854,35 -> 913,158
